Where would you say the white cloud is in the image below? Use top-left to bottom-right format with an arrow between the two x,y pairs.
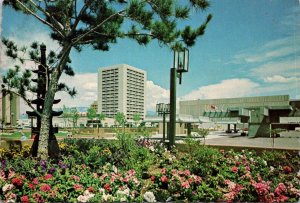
251,57 -> 300,78
264,75 -> 300,83
232,36 -> 300,64
0,25 -> 60,72
145,81 -> 169,111
55,73 -> 98,108
181,78 -> 260,101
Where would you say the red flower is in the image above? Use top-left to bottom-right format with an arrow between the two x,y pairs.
283,166 -> 292,174
21,195 -> 30,203
44,174 -> 53,180
150,176 -> 155,181
231,166 -> 238,173
87,186 -> 94,192
28,183 -> 35,189
103,183 -> 112,192
40,184 -> 51,192
161,176 -> 168,183
12,177 -> 23,186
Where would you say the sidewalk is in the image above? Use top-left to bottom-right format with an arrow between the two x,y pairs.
150,132 -> 300,150
205,136 -> 300,150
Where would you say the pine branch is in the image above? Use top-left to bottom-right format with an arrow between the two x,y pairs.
14,0 -> 65,38
27,0 -> 65,36
70,0 -> 95,36
72,9 -> 126,45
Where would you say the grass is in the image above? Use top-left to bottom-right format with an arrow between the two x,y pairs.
0,131 -> 69,140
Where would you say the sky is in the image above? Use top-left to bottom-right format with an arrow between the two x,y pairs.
0,0 -> 299,114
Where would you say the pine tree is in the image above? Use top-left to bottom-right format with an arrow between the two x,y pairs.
2,0 -> 212,159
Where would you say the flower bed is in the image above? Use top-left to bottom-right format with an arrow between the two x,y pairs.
0,134 -> 299,202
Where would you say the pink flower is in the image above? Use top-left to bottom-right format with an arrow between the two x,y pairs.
184,170 -> 191,176
32,177 -> 39,185
21,195 -> 30,203
5,192 -> 16,202
40,184 -> 51,192
0,169 -> 6,181
161,168 -> 166,174
73,184 -> 83,191
275,183 -> 287,195
278,194 -> 288,202
224,192 -> 235,201
44,174 -> 53,180
122,177 -> 129,183
93,173 -> 98,178
32,192 -> 42,202
161,176 -> 168,183
181,181 -> 190,189
171,169 -> 177,175
231,166 -> 238,173
73,175 -> 80,181
127,169 -> 135,176
253,181 -> 270,196
150,176 -> 155,181
8,169 -> 16,179
193,175 -> 202,184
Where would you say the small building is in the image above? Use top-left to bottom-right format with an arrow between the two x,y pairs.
180,95 -> 300,137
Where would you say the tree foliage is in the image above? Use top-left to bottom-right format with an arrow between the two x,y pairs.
2,0 -> 212,159
115,112 -> 126,127
87,107 -> 97,120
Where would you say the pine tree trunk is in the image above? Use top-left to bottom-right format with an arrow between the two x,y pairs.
37,44 -> 72,160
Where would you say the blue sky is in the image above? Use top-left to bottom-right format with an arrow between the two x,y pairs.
0,0 -> 299,112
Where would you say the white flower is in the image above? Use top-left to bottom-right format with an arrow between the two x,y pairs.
120,197 -> 127,202
234,156 -> 239,161
2,184 -> 14,193
102,193 -> 113,202
99,188 -> 105,194
263,160 -> 267,166
149,146 -> 155,152
77,195 -> 89,203
144,191 -> 156,202
270,166 -> 275,172
249,158 -> 254,163
112,165 -> 118,174
83,190 -> 95,199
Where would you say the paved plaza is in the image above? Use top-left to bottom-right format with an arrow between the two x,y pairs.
151,131 -> 300,150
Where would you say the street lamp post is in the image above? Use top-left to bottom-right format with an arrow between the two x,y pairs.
156,103 -> 170,143
169,48 -> 189,148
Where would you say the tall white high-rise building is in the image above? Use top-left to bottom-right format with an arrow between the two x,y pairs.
98,64 -> 147,121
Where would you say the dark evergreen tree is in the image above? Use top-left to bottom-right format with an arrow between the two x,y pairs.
2,0 -> 212,159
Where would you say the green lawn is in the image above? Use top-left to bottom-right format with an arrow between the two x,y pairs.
0,131 -> 69,140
